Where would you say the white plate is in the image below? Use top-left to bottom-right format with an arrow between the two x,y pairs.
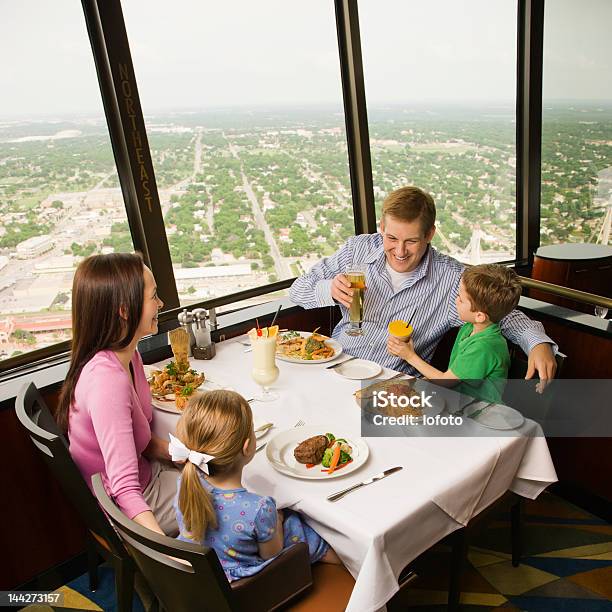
356,378 -> 445,424
150,378 -> 224,414
465,402 -> 525,430
334,359 -> 382,380
276,332 -> 343,364
265,425 -> 369,480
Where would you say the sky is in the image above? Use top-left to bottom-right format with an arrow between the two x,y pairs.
1,0 -> 611,118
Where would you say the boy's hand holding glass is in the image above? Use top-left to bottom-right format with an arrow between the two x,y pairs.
387,335 -> 416,362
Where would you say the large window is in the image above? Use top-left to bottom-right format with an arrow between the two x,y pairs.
0,2 -> 129,362
541,0 -> 612,246
359,0 -> 518,264
122,0 -> 353,309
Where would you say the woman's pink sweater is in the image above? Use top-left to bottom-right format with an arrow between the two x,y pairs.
69,349 -> 153,519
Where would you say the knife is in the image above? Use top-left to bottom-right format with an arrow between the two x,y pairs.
326,355 -> 358,370
326,466 -> 403,502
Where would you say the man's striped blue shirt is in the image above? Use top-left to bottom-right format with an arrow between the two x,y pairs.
289,234 -> 555,375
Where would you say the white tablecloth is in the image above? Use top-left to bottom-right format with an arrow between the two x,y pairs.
151,339 -> 557,612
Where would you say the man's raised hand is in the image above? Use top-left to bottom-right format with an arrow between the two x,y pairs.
331,273 -> 354,309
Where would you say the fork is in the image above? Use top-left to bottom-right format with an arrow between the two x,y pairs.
256,419 -> 304,453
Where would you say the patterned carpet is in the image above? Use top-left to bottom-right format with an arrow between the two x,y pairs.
390,491 -> 612,611
22,492 -> 612,611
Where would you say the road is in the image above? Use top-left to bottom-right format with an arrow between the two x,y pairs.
240,172 -> 291,279
226,138 -> 291,279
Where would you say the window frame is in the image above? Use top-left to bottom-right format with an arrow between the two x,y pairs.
81,0 -> 180,308
516,0 -> 544,265
3,0 -> 602,375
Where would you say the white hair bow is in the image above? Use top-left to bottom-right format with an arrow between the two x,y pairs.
168,433 -> 215,475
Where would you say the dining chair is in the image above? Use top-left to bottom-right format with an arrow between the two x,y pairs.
15,382 -> 137,612
92,472 -> 316,612
92,470 -> 382,612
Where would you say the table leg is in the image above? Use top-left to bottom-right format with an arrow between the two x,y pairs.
448,528 -> 467,612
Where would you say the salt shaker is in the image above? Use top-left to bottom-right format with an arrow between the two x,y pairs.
177,308 -> 196,357
191,308 -> 216,360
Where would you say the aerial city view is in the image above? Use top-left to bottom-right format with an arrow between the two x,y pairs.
0,103 -> 610,359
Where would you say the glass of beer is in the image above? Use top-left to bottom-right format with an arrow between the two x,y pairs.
346,266 -> 366,336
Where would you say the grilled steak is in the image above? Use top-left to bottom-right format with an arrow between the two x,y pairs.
294,435 -> 329,464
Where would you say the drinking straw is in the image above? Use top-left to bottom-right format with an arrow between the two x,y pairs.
270,305 -> 282,327
405,309 -> 417,329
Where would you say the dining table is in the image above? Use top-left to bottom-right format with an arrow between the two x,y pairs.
150,336 -> 558,612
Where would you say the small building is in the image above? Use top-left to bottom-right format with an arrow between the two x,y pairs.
15,235 -> 54,259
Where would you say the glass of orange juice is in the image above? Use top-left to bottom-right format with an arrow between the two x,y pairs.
388,319 -> 414,342
346,266 -> 366,336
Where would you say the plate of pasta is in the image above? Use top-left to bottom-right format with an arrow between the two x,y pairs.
275,330 -> 342,364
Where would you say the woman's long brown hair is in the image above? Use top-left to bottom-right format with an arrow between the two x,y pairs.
57,253 -> 145,431
176,390 -> 253,542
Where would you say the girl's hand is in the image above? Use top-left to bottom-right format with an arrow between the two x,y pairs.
387,336 -> 416,362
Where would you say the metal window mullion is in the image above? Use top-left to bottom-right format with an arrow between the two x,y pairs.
516,0 -> 544,264
335,0 -> 376,235
81,0 -> 179,308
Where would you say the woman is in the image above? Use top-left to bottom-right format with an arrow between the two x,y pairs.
57,253 -> 178,535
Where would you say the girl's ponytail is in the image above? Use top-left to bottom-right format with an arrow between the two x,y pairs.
178,461 -> 217,542
175,389 -> 253,542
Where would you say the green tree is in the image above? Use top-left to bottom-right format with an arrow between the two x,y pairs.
11,329 -> 36,345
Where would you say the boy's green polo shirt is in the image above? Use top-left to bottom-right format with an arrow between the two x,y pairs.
449,322 -> 510,402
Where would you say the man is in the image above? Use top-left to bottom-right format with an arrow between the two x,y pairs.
289,186 -> 557,381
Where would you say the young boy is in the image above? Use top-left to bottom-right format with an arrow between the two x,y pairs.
387,264 -> 522,402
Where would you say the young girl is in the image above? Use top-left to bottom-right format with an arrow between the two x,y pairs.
171,390 -> 340,581
58,253 -> 178,536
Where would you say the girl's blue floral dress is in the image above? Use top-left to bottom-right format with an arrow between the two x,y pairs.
174,475 -> 329,581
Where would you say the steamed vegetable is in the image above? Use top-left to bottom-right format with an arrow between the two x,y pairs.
328,444 -> 341,474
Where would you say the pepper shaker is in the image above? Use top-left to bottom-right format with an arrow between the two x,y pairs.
192,308 -> 216,360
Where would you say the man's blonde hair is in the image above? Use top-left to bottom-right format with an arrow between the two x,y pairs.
461,264 -> 522,323
176,390 -> 253,542
382,186 -> 436,235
